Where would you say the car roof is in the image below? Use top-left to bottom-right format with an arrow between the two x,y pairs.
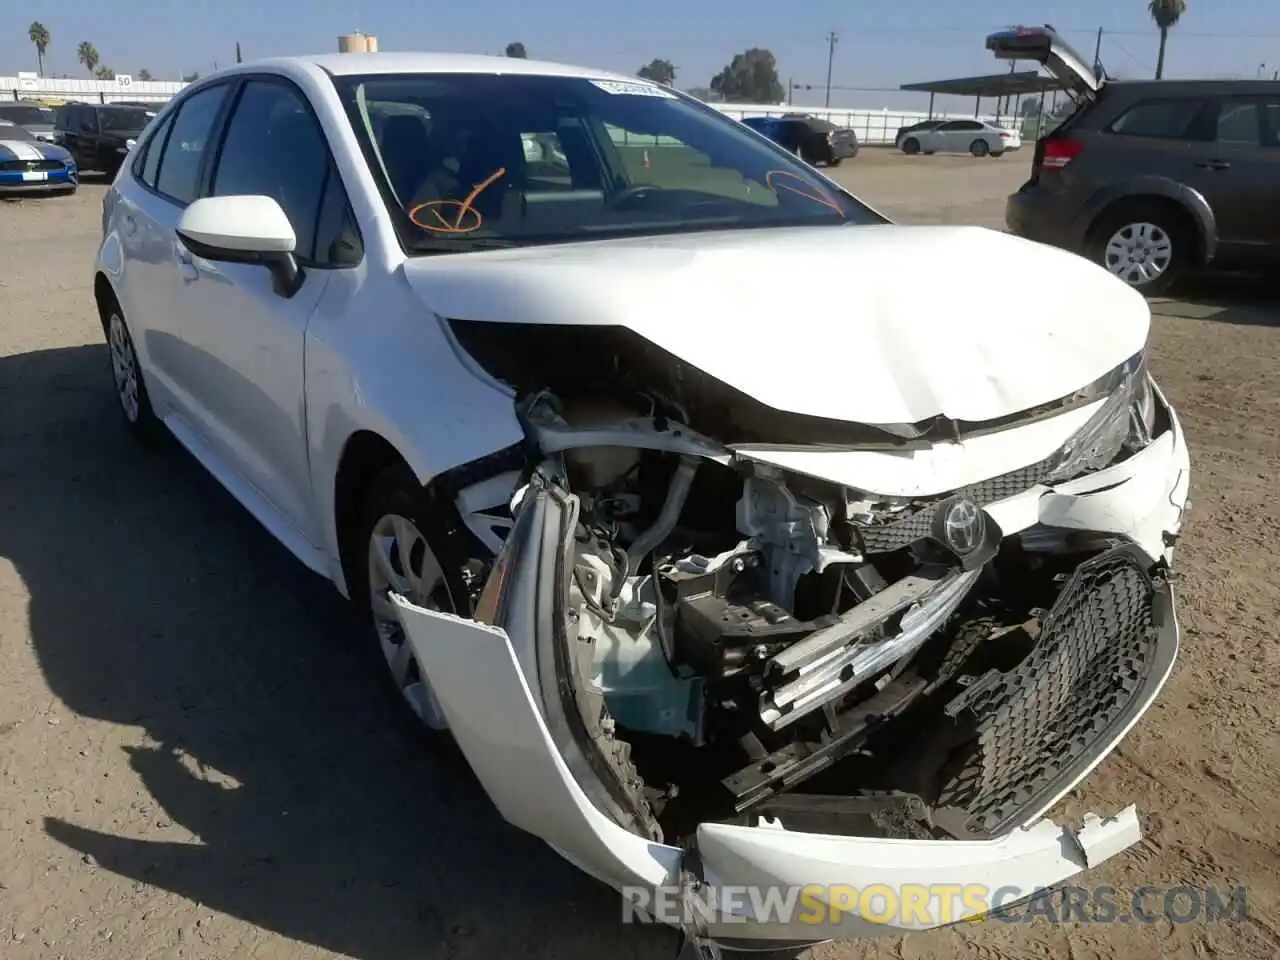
1104,78 -> 1280,96
243,52 -> 644,84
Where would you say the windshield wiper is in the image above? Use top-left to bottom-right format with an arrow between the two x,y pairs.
406,236 -> 522,255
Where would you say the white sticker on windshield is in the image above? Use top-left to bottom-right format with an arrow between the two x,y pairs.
589,79 -> 677,99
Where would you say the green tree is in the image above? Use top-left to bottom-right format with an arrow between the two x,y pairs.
637,58 -> 676,86
1148,0 -> 1187,79
182,71 -> 200,83
28,22 -> 51,77
710,48 -> 784,104
137,68 -> 154,81
684,86 -> 716,102
95,65 -> 116,80
77,41 -> 99,77
505,42 -> 527,58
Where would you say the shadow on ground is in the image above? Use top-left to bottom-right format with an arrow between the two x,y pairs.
0,343 -> 678,960
1154,272 -> 1280,328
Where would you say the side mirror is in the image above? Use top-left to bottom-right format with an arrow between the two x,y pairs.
176,195 -> 304,298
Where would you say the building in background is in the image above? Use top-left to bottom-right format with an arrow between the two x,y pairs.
338,33 -> 378,53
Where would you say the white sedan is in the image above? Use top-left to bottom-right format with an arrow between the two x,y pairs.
95,51 -> 1189,955
900,118 -> 1021,156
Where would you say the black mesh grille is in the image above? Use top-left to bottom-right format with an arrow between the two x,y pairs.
934,547 -> 1175,838
856,455 -> 1056,554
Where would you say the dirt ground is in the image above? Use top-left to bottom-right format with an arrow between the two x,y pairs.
1,152 -> 1279,960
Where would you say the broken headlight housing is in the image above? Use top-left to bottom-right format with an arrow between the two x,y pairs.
1045,350 -> 1156,484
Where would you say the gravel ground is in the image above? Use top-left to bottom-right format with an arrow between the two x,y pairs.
1,154 -> 1279,960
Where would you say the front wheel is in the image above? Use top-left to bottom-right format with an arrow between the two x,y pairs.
353,464 -> 469,746
1088,207 -> 1189,296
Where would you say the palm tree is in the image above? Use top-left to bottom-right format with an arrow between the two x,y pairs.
77,41 -> 99,77
28,22 -> 51,77
1148,0 -> 1187,80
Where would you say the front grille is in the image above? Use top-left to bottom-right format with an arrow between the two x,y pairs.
857,454 -> 1056,553
933,546 -> 1176,838
0,158 -> 63,172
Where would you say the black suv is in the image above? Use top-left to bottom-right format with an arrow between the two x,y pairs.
990,26 -> 1280,295
54,103 -> 153,176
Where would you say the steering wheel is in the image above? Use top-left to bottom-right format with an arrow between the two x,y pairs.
607,184 -> 660,208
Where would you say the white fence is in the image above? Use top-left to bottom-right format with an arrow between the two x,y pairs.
712,104 -> 1020,145
1,75 -> 183,104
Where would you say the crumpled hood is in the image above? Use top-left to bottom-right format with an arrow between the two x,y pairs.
402,225 -> 1150,425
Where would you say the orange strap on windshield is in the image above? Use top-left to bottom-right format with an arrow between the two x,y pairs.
765,170 -> 846,218
408,167 -> 507,234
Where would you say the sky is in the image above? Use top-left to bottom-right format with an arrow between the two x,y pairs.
5,0 -> 1280,111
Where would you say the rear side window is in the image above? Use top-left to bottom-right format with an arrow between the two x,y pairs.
135,112 -> 175,188
154,84 -> 229,205
1106,99 -> 1202,139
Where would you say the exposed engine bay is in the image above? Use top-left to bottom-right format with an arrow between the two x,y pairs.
511,390 -> 1175,846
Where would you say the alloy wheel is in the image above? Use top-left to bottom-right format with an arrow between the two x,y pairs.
1103,222 -> 1173,287
366,512 -> 454,730
107,312 -> 141,422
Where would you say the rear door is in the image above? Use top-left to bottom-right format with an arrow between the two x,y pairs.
986,26 -> 1101,97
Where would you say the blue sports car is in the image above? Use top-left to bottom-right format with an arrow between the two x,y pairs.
0,119 -> 77,196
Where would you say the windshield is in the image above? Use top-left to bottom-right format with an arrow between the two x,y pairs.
0,120 -> 35,141
334,73 -> 878,253
100,108 -> 150,133
0,105 -> 55,126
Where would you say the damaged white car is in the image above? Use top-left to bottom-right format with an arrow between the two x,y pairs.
95,51 -> 1191,954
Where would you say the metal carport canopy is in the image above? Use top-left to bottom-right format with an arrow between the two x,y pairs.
900,71 -> 1066,98
899,70 -> 1068,122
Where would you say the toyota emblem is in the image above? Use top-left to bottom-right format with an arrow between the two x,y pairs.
941,498 -> 984,554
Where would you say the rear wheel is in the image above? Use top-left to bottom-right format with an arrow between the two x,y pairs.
1087,203 -> 1190,296
970,139 -> 990,157
104,307 -> 162,444
902,137 -> 921,155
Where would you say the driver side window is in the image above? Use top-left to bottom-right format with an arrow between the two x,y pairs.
602,122 -> 778,207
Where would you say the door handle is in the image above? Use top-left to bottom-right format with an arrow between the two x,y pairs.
176,246 -> 199,282
1195,159 -> 1231,171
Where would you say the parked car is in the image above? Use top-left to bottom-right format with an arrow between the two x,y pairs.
0,101 -> 58,143
899,117 -> 1021,156
894,119 -> 944,150
0,118 -> 78,195
54,103 -> 151,176
740,114 -> 859,165
95,52 -> 1189,954
991,25 -> 1280,295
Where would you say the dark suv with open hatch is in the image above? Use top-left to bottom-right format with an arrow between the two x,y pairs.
989,26 -> 1280,295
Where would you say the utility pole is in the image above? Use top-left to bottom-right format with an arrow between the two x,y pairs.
824,31 -> 837,107
788,75 -> 794,104
235,42 -> 243,64
1093,27 -> 1104,74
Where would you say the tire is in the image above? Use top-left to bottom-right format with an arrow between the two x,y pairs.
1086,203 -> 1190,297
351,463 -> 470,751
902,137 -> 921,155
103,305 -> 162,444
827,157 -> 842,167
970,139 -> 990,157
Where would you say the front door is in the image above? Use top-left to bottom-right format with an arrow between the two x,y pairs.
1182,95 -> 1280,261
168,76 -> 345,548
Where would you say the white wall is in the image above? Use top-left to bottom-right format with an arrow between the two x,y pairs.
711,103 -> 1020,145
1,75 -> 184,103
